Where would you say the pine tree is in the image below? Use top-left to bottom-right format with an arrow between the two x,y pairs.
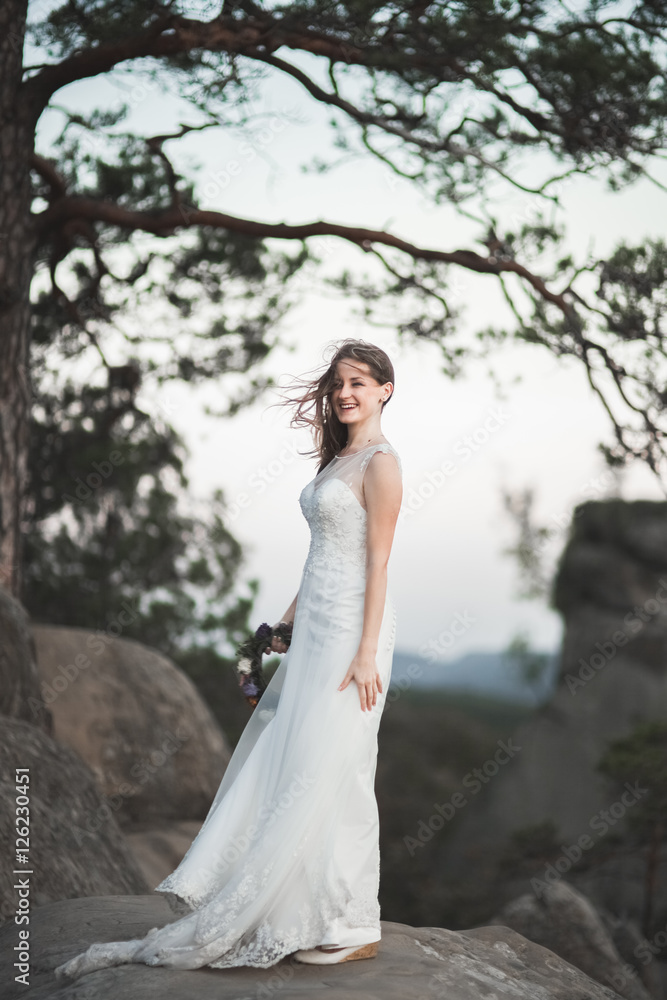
2,0 -> 667,595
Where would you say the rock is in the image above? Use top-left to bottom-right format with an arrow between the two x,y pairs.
30,625 -> 232,828
490,881 -> 652,1000
0,718 -> 149,925
434,499 -> 667,931
598,909 -> 664,999
0,893 -> 628,1000
124,821 -> 203,889
0,586 -> 50,732
449,501 -> 667,850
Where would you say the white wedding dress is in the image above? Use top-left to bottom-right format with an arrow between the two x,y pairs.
54,442 -> 402,978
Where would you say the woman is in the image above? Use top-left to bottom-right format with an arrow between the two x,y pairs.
54,338 -> 403,977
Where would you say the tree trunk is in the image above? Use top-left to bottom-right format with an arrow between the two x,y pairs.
0,0 -> 36,598
642,820 -> 664,938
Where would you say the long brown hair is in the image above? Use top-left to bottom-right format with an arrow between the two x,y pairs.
270,339 -> 395,473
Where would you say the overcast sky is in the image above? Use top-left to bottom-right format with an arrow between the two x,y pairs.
33,24 -> 667,663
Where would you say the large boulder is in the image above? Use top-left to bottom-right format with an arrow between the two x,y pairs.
490,881 -> 653,1000
0,718 -> 149,925
124,821 -> 203,889
1,893 -> 629,1000
30,625 -> 232,828
0,586 -> 50,732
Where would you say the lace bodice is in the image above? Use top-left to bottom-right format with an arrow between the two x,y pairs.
298,443 -> 402,577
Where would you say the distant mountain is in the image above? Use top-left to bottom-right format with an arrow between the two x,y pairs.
389,648 -> 560,705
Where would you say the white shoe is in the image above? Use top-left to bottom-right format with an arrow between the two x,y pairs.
293,940 -> 379,964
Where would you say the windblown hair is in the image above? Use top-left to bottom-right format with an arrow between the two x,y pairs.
271,339 -> 395,473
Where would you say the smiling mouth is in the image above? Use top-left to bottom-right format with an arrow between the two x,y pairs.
339,404 -> 357,410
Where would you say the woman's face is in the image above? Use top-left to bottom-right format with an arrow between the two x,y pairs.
331,359 -> 391,425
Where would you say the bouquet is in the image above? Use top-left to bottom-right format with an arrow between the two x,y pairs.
235,621 -> 293,709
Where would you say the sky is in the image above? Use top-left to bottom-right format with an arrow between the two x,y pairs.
31,12 -> 667,664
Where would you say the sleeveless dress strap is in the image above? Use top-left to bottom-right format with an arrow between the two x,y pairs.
359,443 -> 402,478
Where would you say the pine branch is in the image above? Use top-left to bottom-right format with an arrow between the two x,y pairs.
35,195 -> 579,320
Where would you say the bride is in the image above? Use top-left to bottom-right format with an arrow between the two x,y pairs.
54,337 -> 403,977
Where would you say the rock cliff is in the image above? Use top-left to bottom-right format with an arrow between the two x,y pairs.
434,500 -> 667,993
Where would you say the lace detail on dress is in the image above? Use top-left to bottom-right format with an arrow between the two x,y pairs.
345,880 -> 380,929
298,442 -> 402,581
202,851 -> 380,969
55,845 -> 381,977
299,479 -> 367,577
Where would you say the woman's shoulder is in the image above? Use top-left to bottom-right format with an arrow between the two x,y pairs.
360,441 -> 402,476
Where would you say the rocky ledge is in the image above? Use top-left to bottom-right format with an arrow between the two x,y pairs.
1,893 -> 626,1000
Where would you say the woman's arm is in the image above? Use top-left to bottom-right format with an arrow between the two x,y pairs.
280,590 -> 299,626
264,589 -> 300,654
338,452 -> 403,711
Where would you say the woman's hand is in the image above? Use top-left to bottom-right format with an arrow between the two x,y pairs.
264,622 -> 291,656
338,647 -> 382,712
